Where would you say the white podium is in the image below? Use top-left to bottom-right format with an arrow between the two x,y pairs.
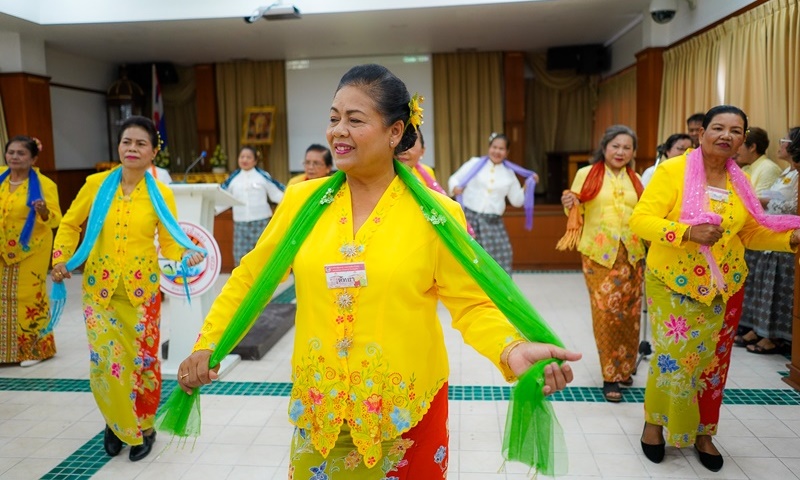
161,183 -> 243,379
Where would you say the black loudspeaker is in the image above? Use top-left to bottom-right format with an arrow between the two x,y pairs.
546,44 -> 610,75
125,62 -> 180,87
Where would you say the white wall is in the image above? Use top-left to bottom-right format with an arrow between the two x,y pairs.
46,47 -> 116,169
607,0 -> 759,75
285,55 -> 435,172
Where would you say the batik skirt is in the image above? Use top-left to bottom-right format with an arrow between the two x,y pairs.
739,250 -> 795,342
464,208 -> 513,275
233,218 -> 271,267
0,255 -> 56,363
288,383 -> 449,479
83,284 -> 161,445
643,270 -> 744,447
581,245 -> 643,383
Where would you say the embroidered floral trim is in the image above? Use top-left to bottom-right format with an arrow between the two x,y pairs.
320,188 -> 335,205
420,206 -> 447,225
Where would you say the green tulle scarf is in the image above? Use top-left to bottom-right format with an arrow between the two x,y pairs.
155,161 -> 568,475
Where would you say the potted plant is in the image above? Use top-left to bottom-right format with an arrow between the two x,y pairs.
209,144 -> 228,173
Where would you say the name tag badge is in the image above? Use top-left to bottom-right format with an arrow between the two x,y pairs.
706,186 -> 730,202
325,262 -> 368,289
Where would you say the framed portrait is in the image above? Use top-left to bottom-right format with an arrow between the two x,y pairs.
241,106 -> 276,145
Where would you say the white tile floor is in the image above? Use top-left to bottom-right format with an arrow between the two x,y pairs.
0,272 -> 797,479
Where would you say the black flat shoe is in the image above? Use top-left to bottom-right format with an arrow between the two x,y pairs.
129,430 -> 156,462
641,439 -> 665,463
695,445 -> 723,472
104,425 -> 122,457
640,424 -> 665,464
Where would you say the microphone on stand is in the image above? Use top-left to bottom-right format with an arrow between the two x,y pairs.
183,151 -> 207,183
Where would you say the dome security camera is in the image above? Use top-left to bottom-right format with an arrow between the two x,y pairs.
650,0 -> 679,24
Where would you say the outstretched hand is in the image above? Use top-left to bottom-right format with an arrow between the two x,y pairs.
183,250 -> 205,267
507,343 -> 582,395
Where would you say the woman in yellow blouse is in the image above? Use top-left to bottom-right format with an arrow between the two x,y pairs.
631,106 -> 800,472
178,64 -> 580,479
0,136 -> 61,367
51,116 -> 204,462
559,125 -> 645,403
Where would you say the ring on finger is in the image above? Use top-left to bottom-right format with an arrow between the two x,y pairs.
180,373 -> 189,379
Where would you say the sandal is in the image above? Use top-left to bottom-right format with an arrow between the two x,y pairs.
747,338 -> 787,355
734,330 -> 759,347
620,377 -> 634,387
603,382 -> 622,402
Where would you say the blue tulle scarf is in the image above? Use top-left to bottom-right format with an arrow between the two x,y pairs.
0,168 -> 43,251
46,167 -> 207,335
221,167 -> 286,192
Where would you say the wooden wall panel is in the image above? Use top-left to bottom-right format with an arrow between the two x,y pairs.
194,64 -> 218,155
0,73 -> 55,172
504,52 -> 526,165
635,48 -> 664,172
213,209 -> 234,272
506,205 -> 581,270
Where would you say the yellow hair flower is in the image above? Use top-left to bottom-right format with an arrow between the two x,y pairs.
408,93 -> 424,131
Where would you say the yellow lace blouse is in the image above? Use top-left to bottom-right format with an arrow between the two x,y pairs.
194,176 -> 523,467
630,155 -> 794,304
52,170 -> 186,307
570,165 -> 645,267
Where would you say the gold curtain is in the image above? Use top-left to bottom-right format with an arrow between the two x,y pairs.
658,30 -> 722,142
0,91 -> 7,152
720,0 -> 800,161
526,53 -> 597,191
659,0 -> 799,161
215,60 -> 289,182
592,66 -> 637,146
162,66 -> 198,172
432,52 -> 503,183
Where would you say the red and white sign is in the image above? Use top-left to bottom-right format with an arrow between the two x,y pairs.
158,221 -> 221,298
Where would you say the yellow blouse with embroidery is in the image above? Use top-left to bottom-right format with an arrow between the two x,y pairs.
570,165 -> 645,267
195,176 -> 523,468
287,173 -> 308,186
0,167 -> 62,264
52,169 -> 186,307
630,154 -> 794,305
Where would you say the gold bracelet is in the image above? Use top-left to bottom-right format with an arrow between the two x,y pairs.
501,340 -> 527,370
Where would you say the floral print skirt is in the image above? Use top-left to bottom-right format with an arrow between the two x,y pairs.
581,245 -> 643,382
0,255 -> 56,363
288,383 -> 449,479
643,270 -> 744,447
83,284 -> 162,445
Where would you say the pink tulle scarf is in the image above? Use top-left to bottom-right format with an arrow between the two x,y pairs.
680,148 -> 800,289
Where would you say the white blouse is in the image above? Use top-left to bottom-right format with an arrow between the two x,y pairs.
447,157 -> 524,215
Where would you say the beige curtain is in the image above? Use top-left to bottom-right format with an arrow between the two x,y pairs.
659,0 -> 799,160
215,60 -> 289,182
720,0 -> 800,160
0,91 -> 7,152
162,66 -> 198,172
432,52 -> 503,182
526,53 -> 597,191
658,30 -> 722,142
592,66 -> 637,146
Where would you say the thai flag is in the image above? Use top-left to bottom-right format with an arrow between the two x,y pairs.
152,64 -> 167,147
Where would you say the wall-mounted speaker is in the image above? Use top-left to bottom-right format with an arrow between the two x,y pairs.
546,44 -> 611,75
